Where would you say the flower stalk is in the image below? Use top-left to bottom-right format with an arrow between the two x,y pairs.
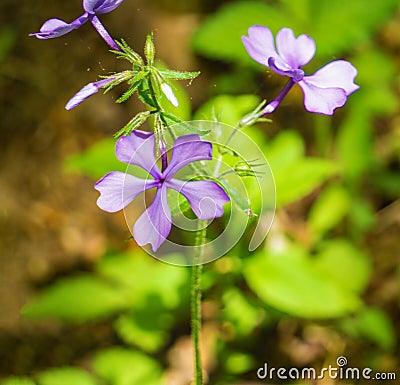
191,225 -> 206,385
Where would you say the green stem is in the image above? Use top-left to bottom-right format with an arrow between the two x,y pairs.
191,225 -> 206,385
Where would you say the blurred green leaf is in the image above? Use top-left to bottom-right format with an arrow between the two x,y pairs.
37,367 -> 97,385
348,198 -> 376,234
351,50 -> 397,115
194,94 -> 260,127
114,312 -> 170,353
265,130 -> 304,172
92,348 -> 162,385
192,0 -> 398,64
309,0 -> 399,57
274,158 -> 338,207
225,352 -> 255,374
336,105 -> 374,180
314,240 -> 372,293
192,1 -> 286,65
308,184 -> 351,237
22,275 -> 126,322
0,27 -> 16,62
64,138 -> 125,179
244,245 -> 362,318
97,252 -> 189,308
0,378 -> 36,385
341,307 -> 396,349
222,288 -> 263,335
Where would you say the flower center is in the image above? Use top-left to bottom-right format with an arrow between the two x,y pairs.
268,57 -> 305,82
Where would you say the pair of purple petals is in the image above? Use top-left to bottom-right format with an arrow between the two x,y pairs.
29,0 -> 123,50
242,26 -> 359,115
95,131 -> 230,252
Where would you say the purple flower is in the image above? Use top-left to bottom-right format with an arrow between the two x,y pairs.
65,77 -> 115,110
242,26 -> 359,115
95,131 -> 230,251
30,0 -> 124,50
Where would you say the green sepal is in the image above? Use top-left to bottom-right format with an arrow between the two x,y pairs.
137,80 -> 157,108
113,39 -> 144,65
159,69 -> 200,80
114,111 -> 151,138
116,71 -> 149,103
101,71 -> 134,93
161,112 -> 210,135
144,33 -> 155,66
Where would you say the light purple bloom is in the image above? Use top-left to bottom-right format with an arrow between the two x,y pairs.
65,77 -> 115,110
30,0 -> 124,50
242,26 -> 359,115
95,131 -> 230,251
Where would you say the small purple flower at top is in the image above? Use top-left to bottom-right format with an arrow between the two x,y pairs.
242,26 -> 359,115
30,0 -> 124,50
95,131 -> 230,252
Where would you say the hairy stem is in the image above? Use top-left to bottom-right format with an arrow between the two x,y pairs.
191,225 -> 206,385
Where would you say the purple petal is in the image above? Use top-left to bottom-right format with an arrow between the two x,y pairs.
115,131 -> 162,178
164,135 -> 212,179
29,15 -> 88,39
242,25 -> 278,66
298,81 -> 347,115
133,186 -> 171,252
275,28 -> 316,69
94,171 -> 158,212
167,179 -> 230,220
65,78 -> 114,110
84,0 -> 124,14
302,60 -> 359,95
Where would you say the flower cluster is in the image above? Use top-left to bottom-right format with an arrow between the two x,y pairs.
95,131 -> 230,251
242,26 -> 359,115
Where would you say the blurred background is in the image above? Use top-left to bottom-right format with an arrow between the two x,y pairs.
0,0 -> 399,384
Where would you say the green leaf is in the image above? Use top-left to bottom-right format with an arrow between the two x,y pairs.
265,130 -> 305,173
222,288 -> 263,335
22,275 -> 126,322
225,352 -> 255,375
274,158 -> 338,207
314,240 -> 371,294
114,312 -> 170,353
192,1 -> 289,64
341,307 -> 396,350
64,138 -> 125,179
244,245 -> 362,318
336,105 -> 374,181
0,378 -> 36,385
37,368 -> 97,385
92,348 -> 162,385
192,0 -> 398,64
309,0 -> 399,57
308,184 -> 351,238
194,94 -> 260,127
350,50 -> 397,115
97,252 -> 189,309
